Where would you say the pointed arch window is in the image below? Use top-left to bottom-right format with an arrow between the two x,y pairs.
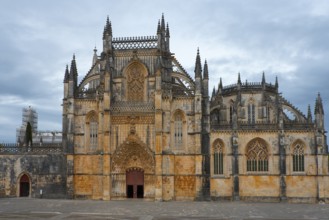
174,114 -> 183,148
213,140 -> 224,175
88,114 -> 98,149
266,105 -> 270,122
248,104 -> 255,124
293,143 -> 304,172
247,139 -> 268,172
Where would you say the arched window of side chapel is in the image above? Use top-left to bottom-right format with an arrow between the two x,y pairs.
246,138 -> 269,172
292,141 -> 305,172
86,112 -> 98,150
174,113 -> 183,148
213,139 -> 224,175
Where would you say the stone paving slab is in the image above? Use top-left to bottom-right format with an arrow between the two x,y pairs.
0,198 -> 328,220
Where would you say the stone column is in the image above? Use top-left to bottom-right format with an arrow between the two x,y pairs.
279,132 -> 287,201
232,133 -> 239,200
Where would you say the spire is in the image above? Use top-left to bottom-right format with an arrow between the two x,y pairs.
307,104 -> 313,123
212,86 -> 216,98
103,16 -> 112,39
218,77 -> 223,90
69,54 -> 78,84
64,64 -> 69,83
237,72 -> 241,84
106,16 -> 112,36
161,13 -> 165,32
194,48 -> 202,78
216,77 -> 223,95
165,22 -> 170,52
262,71 -> 266,84
315,93 -> 324,115
275,76 -> 279,89
166,23 -> 170,37
92,47 -> 98,65
157,20 -> 161,35
203,60 -> 209,79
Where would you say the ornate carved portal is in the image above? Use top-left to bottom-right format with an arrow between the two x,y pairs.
112,133 -> 154,174
111,133 -> 155,199
127,63 -> 145,102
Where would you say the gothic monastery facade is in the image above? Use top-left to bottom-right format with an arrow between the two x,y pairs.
61,15 -> 329,202
0,15 -> 328,202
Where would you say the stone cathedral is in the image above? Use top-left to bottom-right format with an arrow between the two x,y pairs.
60,15 -> 329,202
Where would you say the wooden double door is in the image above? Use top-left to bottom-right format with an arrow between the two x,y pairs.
126,168 -> 144,198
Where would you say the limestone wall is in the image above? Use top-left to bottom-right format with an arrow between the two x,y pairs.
239,176 -> 280,200
0,154 -> 66,198
210,177 -> 233,199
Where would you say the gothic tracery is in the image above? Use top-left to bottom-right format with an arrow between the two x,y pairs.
127,64 -> 145,101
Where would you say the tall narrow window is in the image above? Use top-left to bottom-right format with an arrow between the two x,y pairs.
248,104 -> 255,124
262,105 -> 271,122
229,106 -> 234,124
89,116 -> 98,149
213,140 -> 224,175
174,114 -> 183,148
293,143 -> 304,172
247,139 -> 268,172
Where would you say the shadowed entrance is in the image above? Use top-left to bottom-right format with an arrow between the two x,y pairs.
126,168 -> 144,198
19,174 -> 30,197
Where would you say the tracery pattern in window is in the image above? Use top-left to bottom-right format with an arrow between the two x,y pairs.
246,139 -> 268,172
89,115 -> 98,149
213,139 -> 224,175
127,64 -> 144,101
174,113 -> 183,148
293,143 -> 304,172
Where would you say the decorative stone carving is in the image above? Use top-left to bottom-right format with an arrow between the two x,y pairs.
112,133 -> 155,174
127,64 -> 144,101
111,115 -> 154,124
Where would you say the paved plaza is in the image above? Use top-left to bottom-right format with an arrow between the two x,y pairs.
0,198 -> 328,219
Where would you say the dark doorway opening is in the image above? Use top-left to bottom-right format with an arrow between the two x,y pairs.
127,185 -> 134,198
137,185 -> 144,198
126,168 -> 144,199
19,174 -> 30,197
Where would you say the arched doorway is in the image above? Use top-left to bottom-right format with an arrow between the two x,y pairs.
19,174 -> 30,197
126,168 -> 144,198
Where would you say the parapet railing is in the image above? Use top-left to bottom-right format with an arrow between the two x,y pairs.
112,36 -> 158,50
211,121 -> 314,131
0,143 -> 63,154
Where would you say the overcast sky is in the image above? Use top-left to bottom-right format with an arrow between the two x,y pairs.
0,0 -> 328,142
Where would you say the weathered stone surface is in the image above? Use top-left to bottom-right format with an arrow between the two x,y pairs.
0,154 -> 66,198
240,176 -> 280,197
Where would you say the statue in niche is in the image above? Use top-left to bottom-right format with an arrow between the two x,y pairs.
149,90 -> 155,101
114,84 -> 121,101
130,123 -> 136,135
